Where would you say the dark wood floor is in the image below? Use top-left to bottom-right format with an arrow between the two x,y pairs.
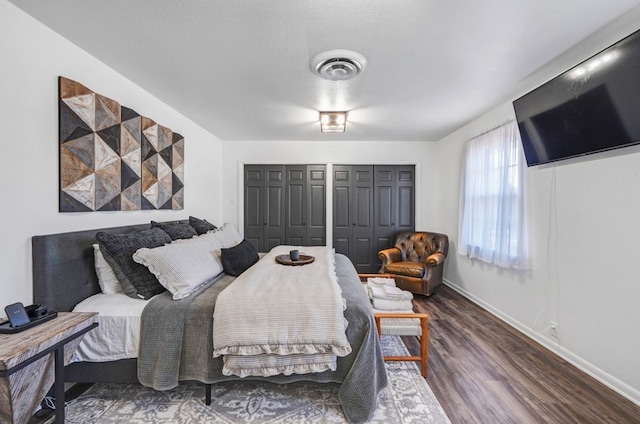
404,285 -> 640,424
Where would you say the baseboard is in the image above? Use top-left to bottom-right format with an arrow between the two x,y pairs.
442,278 -> 640,408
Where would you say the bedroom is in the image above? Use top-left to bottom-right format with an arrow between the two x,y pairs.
1,0 -> 640,423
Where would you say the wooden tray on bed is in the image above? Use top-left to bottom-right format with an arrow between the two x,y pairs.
275,254 -> 315,266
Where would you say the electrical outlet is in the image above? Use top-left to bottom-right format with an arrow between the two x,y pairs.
550,321 -> 559,338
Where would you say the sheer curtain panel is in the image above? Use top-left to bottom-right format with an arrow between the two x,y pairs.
458,121 -> 529,269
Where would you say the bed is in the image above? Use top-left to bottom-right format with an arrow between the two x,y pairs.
31,221 -> 387,423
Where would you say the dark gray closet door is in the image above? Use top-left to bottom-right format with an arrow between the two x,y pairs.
395,165 -> 415,234
333,165 -> 352,257
352,166 -> 375,272
373,165 -> 415,269
264,165 -> 286,251
244,165 -> 264,251
307,165 -> 326,246
245,164 -> 326,250
374,165 -> 396,255
334,164 -> 414,273
285,165 -> 307,246
333,165 -> 376,273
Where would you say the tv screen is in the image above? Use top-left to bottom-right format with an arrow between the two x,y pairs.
513,28 -> 640,166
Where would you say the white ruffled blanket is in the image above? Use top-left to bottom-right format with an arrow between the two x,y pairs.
212,245 -> 352,377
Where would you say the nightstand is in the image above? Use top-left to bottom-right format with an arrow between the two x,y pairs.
0,312 -> 98,424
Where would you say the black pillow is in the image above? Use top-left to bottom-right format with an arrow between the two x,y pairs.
189,216 -> 217,235
220,239 -> 259,277
151,220 -> 198,240
96,228 -> 171,299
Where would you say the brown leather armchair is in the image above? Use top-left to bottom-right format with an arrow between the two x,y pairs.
378,231 -> 449,296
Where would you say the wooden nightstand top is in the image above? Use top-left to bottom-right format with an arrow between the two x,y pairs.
0,312 -> 97,371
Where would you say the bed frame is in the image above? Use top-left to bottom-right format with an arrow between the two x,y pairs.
31,222 -> 388,423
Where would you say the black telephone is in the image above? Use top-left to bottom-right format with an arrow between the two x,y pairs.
4,302 -> 30,327
25,304 -> 49,319
1,303 -> 55,333
3,303 -> 50,328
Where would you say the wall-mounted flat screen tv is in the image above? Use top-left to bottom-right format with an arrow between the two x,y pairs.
513,28 -> 640,166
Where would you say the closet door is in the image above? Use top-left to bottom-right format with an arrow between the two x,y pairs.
395,165 -> 415,234
333,165 -> 352,257
306,165 -> 326,246
351,166 -> 375,272
263,165 -> 286,251
333,165 -> 376,273
244,165 -> 264,251
374,165 -> 415,248
285,165 -> 306,246
244,164 -> 326,250
374,165 -> 397,257
334,164 -> 414,273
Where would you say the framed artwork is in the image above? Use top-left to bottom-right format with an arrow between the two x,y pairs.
59,77 -> 184,211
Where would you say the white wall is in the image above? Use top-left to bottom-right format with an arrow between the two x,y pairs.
221,140 -> 438,234
0,1 -> 223,310
433,14 -> 640,404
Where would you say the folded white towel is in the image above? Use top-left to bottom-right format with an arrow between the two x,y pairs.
368,283 -> 413,301
382,285 -> 413,300
367,277 -> 396,287
372,297 -> 414,311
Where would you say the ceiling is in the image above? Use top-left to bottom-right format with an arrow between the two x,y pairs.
9,0 -> 640,141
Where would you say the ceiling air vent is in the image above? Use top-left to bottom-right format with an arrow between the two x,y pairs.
311,50 -> 367,81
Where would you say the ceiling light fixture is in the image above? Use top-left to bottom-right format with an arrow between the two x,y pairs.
320,111 -> 348,133
311,50 -> 367,81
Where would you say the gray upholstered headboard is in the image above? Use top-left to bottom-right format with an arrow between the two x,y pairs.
32,220 -> 187,312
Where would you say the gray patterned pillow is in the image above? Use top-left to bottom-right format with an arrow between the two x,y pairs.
189,216 -> 217,235
96,228 -> 171,299
151,221 -> 198,240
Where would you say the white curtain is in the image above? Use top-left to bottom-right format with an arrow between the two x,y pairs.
458,121 -> 529,269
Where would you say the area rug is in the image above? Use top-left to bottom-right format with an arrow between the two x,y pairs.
63,336 -> 450,423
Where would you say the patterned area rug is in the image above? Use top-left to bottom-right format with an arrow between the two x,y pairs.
63,336 -> 450,423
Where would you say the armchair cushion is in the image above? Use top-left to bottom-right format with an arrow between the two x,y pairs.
384,261 -> 425,278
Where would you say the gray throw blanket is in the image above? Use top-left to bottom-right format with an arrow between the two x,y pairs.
138,254 -> 388,424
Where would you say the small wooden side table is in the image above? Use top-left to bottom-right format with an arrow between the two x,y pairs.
0,312 -> 98,424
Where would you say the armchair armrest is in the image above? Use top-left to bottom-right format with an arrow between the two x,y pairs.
378,247 -> 402,265
425,252 -> 445,267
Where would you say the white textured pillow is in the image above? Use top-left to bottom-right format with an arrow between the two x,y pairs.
93,244 -> 124,294
133,234 -> 224,300
212,223 -> 243,248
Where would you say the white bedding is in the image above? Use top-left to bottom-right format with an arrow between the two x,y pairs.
213,245 -> 351,377
71,293 -> 149,362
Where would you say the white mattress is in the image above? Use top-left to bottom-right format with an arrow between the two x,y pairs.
71,293 -> 149,362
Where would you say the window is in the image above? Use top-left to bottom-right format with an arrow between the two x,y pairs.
458,121 -> 529,269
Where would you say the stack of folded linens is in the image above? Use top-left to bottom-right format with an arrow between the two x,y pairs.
367,277 -> 414,312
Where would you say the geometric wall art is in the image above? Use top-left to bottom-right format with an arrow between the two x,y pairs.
59,76 -> 184,212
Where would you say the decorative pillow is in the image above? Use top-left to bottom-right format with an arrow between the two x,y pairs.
133,233 -> 225,300
212,223 -> 243,248
151,220 -> 198,240
93,244 -> 124,294
189,216 -> 217,235
220,239 -> 259,277
96,228 -> 171,299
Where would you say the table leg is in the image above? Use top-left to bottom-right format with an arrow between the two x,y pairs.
54,346 -> 65,424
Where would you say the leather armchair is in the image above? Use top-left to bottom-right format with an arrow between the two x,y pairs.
378,231 -> 449,296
